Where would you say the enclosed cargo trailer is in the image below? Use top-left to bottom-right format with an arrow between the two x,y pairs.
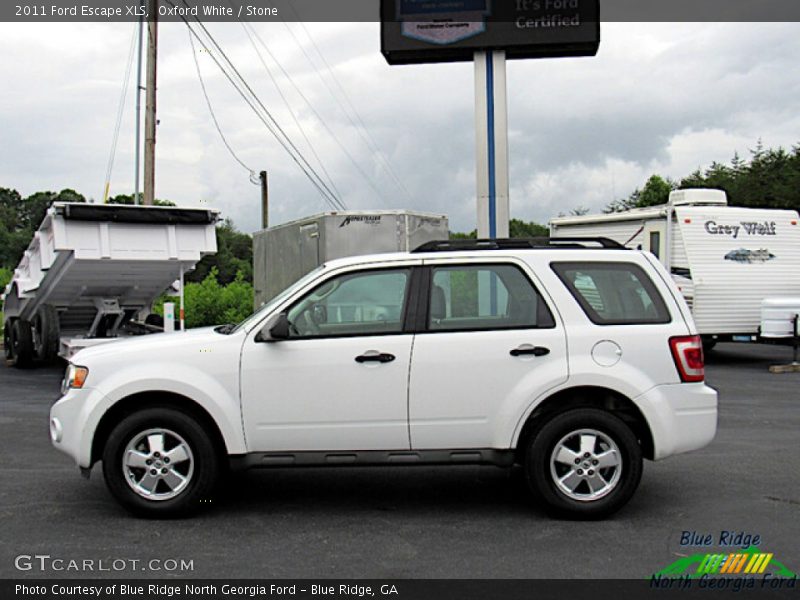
2,202 -> 219,366
253,210 -> 449,307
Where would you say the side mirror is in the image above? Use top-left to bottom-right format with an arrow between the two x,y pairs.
255,312 -> 290,342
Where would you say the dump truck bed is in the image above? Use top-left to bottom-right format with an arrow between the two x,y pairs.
3,202 -> 219,362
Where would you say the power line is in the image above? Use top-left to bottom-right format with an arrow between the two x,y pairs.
238,19 -> 341,200
293,18 -> 413,200
182,5 -> 346,210
186,28 -> 259,185
103,23 -> 138,203
243,19 -> 390,206
167,0 -> 345,210
284,16 -> 413,202
279,21 -> 389,204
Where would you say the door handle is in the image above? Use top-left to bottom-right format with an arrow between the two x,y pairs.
510,345 -> 550,357
355,351 -> 396,364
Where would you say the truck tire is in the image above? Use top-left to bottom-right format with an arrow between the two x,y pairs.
524,408 -> 642,519
32,305 -> 60,362
701,337 -> 717,353
9,319 -> 34,368
102,407 -> 221,518
3,318 -> 15,362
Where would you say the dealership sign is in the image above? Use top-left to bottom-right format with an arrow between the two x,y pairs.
381,0 -> 600,65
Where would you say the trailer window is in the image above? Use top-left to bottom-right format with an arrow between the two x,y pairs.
551,262 -> 671,325
649,231 -> 660,259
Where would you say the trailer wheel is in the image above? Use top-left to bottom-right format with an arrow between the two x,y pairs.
9,319 -> 34,368
701,337 -> 717,353
3,318 -> 15,362
32,305 -> 60,362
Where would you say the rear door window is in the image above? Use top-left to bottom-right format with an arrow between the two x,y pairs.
551,262 -> 671,325
427,264 -> 555,332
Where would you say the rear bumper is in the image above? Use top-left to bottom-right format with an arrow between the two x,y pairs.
635,382 -> 718,460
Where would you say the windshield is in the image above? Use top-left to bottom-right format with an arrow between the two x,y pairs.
229,265 -> 326,334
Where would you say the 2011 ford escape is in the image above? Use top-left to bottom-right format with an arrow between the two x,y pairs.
50,238 -> 718,518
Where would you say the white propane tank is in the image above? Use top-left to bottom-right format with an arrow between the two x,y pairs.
760,297 -> 800,338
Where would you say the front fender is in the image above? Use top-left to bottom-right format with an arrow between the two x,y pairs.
81,362 -> 247,466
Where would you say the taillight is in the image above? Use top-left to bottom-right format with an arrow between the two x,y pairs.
669,335 -> 705,382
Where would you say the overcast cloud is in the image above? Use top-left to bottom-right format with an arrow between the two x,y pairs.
1,21 -> 798,233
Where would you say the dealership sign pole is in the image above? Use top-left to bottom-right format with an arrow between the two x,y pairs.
381,0 -> 600,239
475,49 -> 509,238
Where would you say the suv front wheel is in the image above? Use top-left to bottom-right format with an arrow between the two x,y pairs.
102,408 -> 220,517
525,408 -> 642,519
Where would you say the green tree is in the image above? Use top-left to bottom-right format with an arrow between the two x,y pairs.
0,267 -> 11,290
679,142 -> 800,212
606,174 -> 675,213
0,188 -> 86,269
154,268 -> 253,328
188,219 -> 253,285
449,218 -> 548,240
509,218 -> 548,238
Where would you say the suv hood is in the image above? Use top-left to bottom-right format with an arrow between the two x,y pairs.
70,327 -> 228,365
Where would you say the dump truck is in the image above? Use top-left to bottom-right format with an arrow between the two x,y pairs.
2,202 -> 219,367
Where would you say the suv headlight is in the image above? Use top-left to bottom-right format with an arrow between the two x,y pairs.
61,364 -> 89,394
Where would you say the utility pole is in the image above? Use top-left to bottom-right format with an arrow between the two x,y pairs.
260,171 -> 269,229
143,0 -> 158,206
134,0 -> 144,205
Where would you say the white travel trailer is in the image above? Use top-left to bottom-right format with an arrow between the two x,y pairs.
550,189 -> 800,348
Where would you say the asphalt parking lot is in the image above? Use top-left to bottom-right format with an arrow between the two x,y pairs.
0,343 -> 798,579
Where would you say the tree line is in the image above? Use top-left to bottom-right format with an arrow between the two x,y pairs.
606,141 -> 800,213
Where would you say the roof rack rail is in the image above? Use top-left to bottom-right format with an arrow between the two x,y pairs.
411,237 -> 625,253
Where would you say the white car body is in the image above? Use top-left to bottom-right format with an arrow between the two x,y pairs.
50,244 -> 718,517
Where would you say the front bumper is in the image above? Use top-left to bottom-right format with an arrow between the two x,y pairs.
50,386 -> 108,469
635,382 -> 718,460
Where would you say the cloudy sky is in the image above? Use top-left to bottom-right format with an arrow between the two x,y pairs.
1,21 -> 799,234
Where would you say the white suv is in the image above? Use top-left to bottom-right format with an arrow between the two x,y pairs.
50,238 -> 717,519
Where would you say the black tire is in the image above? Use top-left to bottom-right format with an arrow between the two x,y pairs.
9,319 -> 34,368
102,407 -> 220,518
701,337 -> 717,354
524,408 -> 642,519
32,305 -> 60,362
3,318 -> 15,362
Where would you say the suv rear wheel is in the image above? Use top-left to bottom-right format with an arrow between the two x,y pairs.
102,408 -> 220,517
525,408 -> 642,519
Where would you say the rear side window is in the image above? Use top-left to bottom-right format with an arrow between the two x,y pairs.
428,264 -> 555,332
551,262 -> 671,325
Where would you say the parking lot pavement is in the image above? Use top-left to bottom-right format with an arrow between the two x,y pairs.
0,342 -> 798,579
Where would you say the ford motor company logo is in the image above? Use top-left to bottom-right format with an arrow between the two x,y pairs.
398,0 -> 490,45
